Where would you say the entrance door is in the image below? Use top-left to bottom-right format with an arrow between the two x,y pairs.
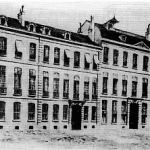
129,103 -> 139,129
72,105 -> 81,130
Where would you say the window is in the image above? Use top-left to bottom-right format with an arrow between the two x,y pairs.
28,103 -> 35,121
0,37 -> 7,56
113,49 -> 119,65
42,104 -> 48,121
103,47 -> 109,64
54,47 -> 60,65
0,66 -> 6,95
84,106 -> 88,121
14,67 -> 22,96
92,78 -> 97,100
113,78 -> 118,95
91,106 -> 96,121
43,45 -> 50,63
73,75 -> 79,99
53,104 -> 59,120
43,71 -> 49,97
121,101 -> 127,124
13,102 -> 21,120
63,105 -> 68,120
74,51 -> 80,68
93,55 -> 98,70
29,69 -> 36,97
84,77 -> 89,100
132,77 -> 138,97
0,101 -> 5,120
142,78 -> 148,98
141,103 -> 147,124
29,43 -> 36,60
15,40 -> 23,59
53,73 -> 59,98
84,53 -> 91,69
122,79 -> 127,96
63,74 -> 69,99
132,53 -> 138,69
64,49 -> 71,67
123,51 -> 128,67
143,56 -> 149,71
112,101 -> 117,124
102,100 -> 107,124
103,77 -> 108,94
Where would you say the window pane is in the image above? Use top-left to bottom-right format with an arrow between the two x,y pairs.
28,103 -> 35,120
53,104 -> 59,120
63,105 -> 68,120
42,104 -> 48,121
84,106 -> 88,120
30,43 -> 36,60
0,101 -> 5,120
113,50 -> 118,65
54,47 -> 60,64
14,102 -> 20,120
74,52 -> 80,67
103,47 -> 109,63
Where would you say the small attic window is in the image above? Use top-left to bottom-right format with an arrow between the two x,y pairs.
64,32 -> 71,40
28,23 -> 36,32
119,35 -> 127,42
0,16 -> 7,26
45,27 -> 51,35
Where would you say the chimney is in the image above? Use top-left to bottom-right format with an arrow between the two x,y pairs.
17,5 -> 25,26
146,24 -> 150,41
88,15 -> 95,41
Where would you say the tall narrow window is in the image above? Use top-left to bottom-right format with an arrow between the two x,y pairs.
84,106 -> 89,121
132,53 -> 138,69
43,45 -> 49,63
84,53 -> 91,69
132,77 -> 138,97
15,40 -> 23,59
14,67 -> 22,96
102,100 -> 107,124
84,77 -> 89,100
92,78 -> 97,100
43,71 -> 49,97
29,43 -> 36,61
63,74 -> 69,99
142,78 -> 148,98
113,49 -> 119,65
53,73 -> 59,98
122,79 -> 127,96
53,104 -> 59,120
112,101 -> 117,124
91,106 -> 96,121
29,69 -> 36,97
63,105 -> 68,120
13,102 -> 21,120
141,103 -> 147,124
0,66 -> 6,95
121,101 -> 127,124
28,103 -> 35,121
73,75 -> 80,99
93,55 -> 98,70
0,37 -> 7,56
74,51 -> 80,68
103,77 -> 108,94
123,51 -> 128,67
0,101 -> 5,120
113,78 -> 118,95
64,49 -> 71,67
42,104 -> 48,121
103,47 -> 109,64
54,47 -> 60,65
143,56 -> 149,71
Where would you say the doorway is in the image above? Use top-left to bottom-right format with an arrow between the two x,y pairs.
71,105 -> 81,130
129,103 -> 139,129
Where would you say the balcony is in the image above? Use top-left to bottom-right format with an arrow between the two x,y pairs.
14,88 -> 22,96
28,90 -> 36,97
63,93 -> 69,99
73,93 -> 79,100
0,87 -> 7,95
53,91 -> 59,98
42,91 -> 49,98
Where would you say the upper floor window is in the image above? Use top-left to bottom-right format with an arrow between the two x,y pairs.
91,106 -> 97,121
103,77 -> 108,95
122,75 -> 128,96
29,69 -> 36,97
42,103 -> 48,121
43,45 -> 50,63
132,53 -> 138,69
74,51 -> 80,68
121,101 -> 127,124
113,49 -> 119,65
0,66 -> 6,95
93,55 -> 98,70
92,78 -> 97,100
102,100 -> 107,124
131,76 -> 138,97
142,78 -> 148,98
64,49 -> 71,67
112,100 -> 117,124
28,103 -> 35,121
43,71 -> 49,97
63,105 -> 68,120
73,75 -> 80,100
0,101 -> 5,120
143,56 -> 149,71
53,104 -> 59,120
13,102 -> 21,120
14,67 -> 22,96
53,73 -> 59,98
103,47 -> 109,64
84,77 -> 89,100
29,43 -> 36,61
113,78 -> 118,95
84,53 -> 91,69
141,103 -> 147,124
15,40 -> 23,59
54,47 -> 60,65
0,37 -> 7,56
63,74 -> 69,99
123,51 -> 128,67
84,106 -> 89,121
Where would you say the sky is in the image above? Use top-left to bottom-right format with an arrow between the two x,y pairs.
0,0 -> 150,36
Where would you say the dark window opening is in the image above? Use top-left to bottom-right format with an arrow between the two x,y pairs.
121,101 -> 127,124
43,71 -> 49,97
91,106 -> 96,121
132,54 -> 138,69
142,78 -> 148,98
54,47 -> 60,65
143,56 -> 149,71
29,69 -> 36,97
132,81 -> 137,97
28,103 -> 35,121
15,126 -> 19,130
103,47 -> 109,64
113,78 -> 118,95
13,102 -> 21,120
0,66 -> 6,95
42,104 -> 48,121
63,105 -> 68,120
122,80 -> 127,96
113,49 -> 118,65
84,106 -> 89,121
74,52 -> 80,68
73,80 -> 79,99
29,126 -> 33,129
43,126 -> 47,129
63,79 -> 69,99
53,104 -> 59,120
123,51 -> 128,67
29,43 -> 36,60
142,103 -> 147,124
0,37 -> 7,56
0,101 -> 5,120
53,78 -> 59,98
43,45 -> 49,63
102,100 -> 107,124
112,101 -> 117,124
103,77 -> 108,94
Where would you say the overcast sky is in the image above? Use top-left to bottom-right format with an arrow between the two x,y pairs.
1,0 -> 150,36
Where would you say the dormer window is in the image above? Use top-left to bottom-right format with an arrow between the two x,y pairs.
45,27 -> 51,35
0,16 -> 7,26
64,32 -> 71,40
119,35 -> 127,42
28,23 -> 36,32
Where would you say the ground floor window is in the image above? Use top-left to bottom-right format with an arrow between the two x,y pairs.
102,100 -> 107,124
42,104 -> 48,121
142,103 -> 147,124
112,100 -> 117,124
63,105 -> 68,120
0,101 -> 5,120
28,103 -> 35,121
84,106 -> 89,121
121,101 -> 127,124
13,102 -> 21,120
53,104 -> 59,120
91,106 -> 96,121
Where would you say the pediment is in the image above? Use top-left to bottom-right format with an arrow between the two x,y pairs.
134,41 -> 149,49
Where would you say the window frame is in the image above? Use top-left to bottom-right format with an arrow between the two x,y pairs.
143,56 -> 149,71
132,53 -> 138,69
123,51 -> 128,67
113,49 -> 119,65
84,106 -> 89,121
103,47 -> 109,64
54,47 -> 60,65
43,71 -> 49,97
29,43 -> 36,61
102,100 -> 107,124
0,37 -> 7,56
42,103 -> 48,121
112,100 -> 117,124
141,103 -> 147,124
28,103 -> 35,121
0,65 -> 6,95
13,102 -> 21,120
91,106 -> 97,121
0,101 -> 5,120
74,51 -> 80,68
121,101 -> 127,124
53,104 -> 59,121
63,105 -> 68,121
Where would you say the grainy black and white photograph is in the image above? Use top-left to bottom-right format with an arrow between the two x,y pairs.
1,0 -> 150,149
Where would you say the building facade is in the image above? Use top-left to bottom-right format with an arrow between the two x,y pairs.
0,7 -> 102,131
80,16 -> 150,130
